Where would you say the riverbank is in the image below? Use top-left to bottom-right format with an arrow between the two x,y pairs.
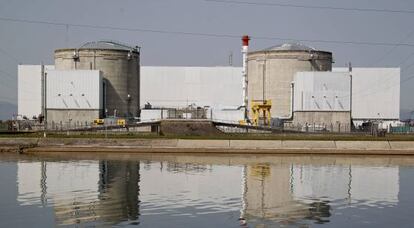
1,137 -> 414,155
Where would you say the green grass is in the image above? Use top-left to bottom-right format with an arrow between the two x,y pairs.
2,131 -> 414,141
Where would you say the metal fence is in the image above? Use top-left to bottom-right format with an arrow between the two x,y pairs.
390,126 -> 414,134
283,122 -> 352,133
7,112 -> 414,136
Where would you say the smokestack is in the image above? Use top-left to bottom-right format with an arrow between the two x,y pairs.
242,35 -> 250,121
242,35 -> 250,47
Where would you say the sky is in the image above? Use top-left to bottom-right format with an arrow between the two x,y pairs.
1,0 -> 414,115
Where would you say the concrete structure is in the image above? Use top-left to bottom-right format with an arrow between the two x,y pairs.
9,138 -> 414,154
292,72 -> 351,131
247,44 -> 333,119
46,70 -> 103,125
141,108 -> 243,123
141,66 -> 242,109
293,72 -> 350,112
140,66 -> 399,126
291,112 -> 351,132
334,68 -> 400,127
18,65 -> 55,119
17,63 -> 400,126
54,41 -> 140,118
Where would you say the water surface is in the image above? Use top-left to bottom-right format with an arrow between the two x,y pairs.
1,153 -> 414,227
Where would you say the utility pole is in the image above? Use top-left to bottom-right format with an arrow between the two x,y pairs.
348,62 -> 353,120
45,71 -> 47,133
41,63 -> 47,137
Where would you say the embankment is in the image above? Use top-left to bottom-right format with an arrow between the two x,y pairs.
1,138 -> 414,155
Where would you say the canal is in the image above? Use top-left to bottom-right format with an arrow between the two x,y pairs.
1,153 -> 414,227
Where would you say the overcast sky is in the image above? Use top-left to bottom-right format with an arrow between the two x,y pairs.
1,0 -> 414,113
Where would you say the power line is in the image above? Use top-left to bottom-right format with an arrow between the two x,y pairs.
1,16 -> 414,48
0,68 -> 16,81
0,47 -> 20,63
204,0 -> 414,15
369,29 -> 414,66
336,48 -> 414,100
253,36 -> 414,47
0,17 -> 239,39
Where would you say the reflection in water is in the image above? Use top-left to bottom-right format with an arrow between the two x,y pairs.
292,165 -> 399,207
241,163 -> 399,227
97,161 -> 140,225
12,154 -> 406,227
242,164 -> 331,227
17,160 -> 140,226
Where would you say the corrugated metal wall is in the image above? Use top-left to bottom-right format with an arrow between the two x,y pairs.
140,66 -> 242,109
334,68 -> 400,119
18,65 -> 55,119
18,65 -> 400,122
294,72 -> 350,112
46,70 -> 102,110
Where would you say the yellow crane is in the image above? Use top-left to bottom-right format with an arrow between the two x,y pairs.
250,100 -> 272,126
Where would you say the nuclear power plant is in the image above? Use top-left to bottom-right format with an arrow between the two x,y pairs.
247,43 -> 333,119
17,37 -> 401,133
54,41 -> 140,118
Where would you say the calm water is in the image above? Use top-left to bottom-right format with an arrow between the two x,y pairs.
1,153 -> 414,228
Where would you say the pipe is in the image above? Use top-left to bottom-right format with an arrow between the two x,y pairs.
279,81 -> 295,120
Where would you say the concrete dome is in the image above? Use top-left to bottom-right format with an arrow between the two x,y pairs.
262,43 -> 316,52
79,41 -> 139,52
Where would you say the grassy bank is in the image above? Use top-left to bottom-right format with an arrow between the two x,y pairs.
1,131 -> 414,141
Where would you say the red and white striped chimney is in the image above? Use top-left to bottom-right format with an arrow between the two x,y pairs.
242,35 -> 250,120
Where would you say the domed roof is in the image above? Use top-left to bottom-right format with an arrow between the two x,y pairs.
78,40 -> 139,52
263,43 -> 316,51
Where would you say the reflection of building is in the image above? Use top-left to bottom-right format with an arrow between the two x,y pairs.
242,163 -> 400,226
291,165 -> 399,206
17,160 -> 140,226
292,165 -> 350,202
242,164 -> 331,226
98,161 -> 140,223
139,161 -> 242,216
350,166 -> 399,205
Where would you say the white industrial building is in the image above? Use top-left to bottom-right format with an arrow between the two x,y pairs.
46,70 -> 102,110
140,66 -> 243,122
139,66 -> 400,128
18,65 -> 55,120
291,72 -> 351,131
17,64 -> 400,129
334,67 -> 401,128
293,72 -> 351,112
46,70 -> 103,126
18,66 -> 103,126
141,66 -> 242,108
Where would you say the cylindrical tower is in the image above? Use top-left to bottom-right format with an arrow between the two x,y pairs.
247,43 -> 332,119
54,41 -> 140,118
